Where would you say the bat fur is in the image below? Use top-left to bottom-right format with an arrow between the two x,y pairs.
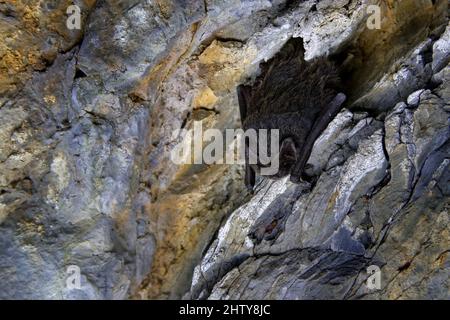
237,37 -> 347,191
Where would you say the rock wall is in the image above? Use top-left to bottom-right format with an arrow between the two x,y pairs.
0,0 -> 448,299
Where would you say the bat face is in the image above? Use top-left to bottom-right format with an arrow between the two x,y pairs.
247,136 -> 297,179
238,37 -> 347,191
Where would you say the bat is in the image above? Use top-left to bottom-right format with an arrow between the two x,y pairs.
237,37 -> 346,191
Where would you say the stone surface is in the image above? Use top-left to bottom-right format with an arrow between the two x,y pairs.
0,0 -> 448,300
189,72 -> 449,300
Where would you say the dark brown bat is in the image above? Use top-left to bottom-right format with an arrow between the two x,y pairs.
237,37 -> 346,191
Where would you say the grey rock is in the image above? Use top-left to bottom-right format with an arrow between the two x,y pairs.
407,89 -> 426,107
432,25 -> 450,73
78,0 -> 205,93
189,45 -> 450,299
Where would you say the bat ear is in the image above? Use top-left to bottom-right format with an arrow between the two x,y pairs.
237,85 -> 251,122
280,138 -> 297,160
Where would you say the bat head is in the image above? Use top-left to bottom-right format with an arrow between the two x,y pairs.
247,136 -> 298,179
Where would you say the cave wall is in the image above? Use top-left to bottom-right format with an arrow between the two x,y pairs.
0,0 -> 448,299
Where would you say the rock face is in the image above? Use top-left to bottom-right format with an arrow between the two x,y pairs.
189,84 -> 450,299
0,0 -> 448,300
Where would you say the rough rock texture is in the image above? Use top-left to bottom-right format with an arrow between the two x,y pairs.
189,83 -> 450,299
0,0 -> 448,300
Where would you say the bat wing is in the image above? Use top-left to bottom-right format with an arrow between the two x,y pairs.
237,85 -> 256,191
237,85 -> 251,124
290,93 -> 347,183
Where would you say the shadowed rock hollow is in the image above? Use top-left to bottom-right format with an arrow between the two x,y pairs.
0,0 -> 448,299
